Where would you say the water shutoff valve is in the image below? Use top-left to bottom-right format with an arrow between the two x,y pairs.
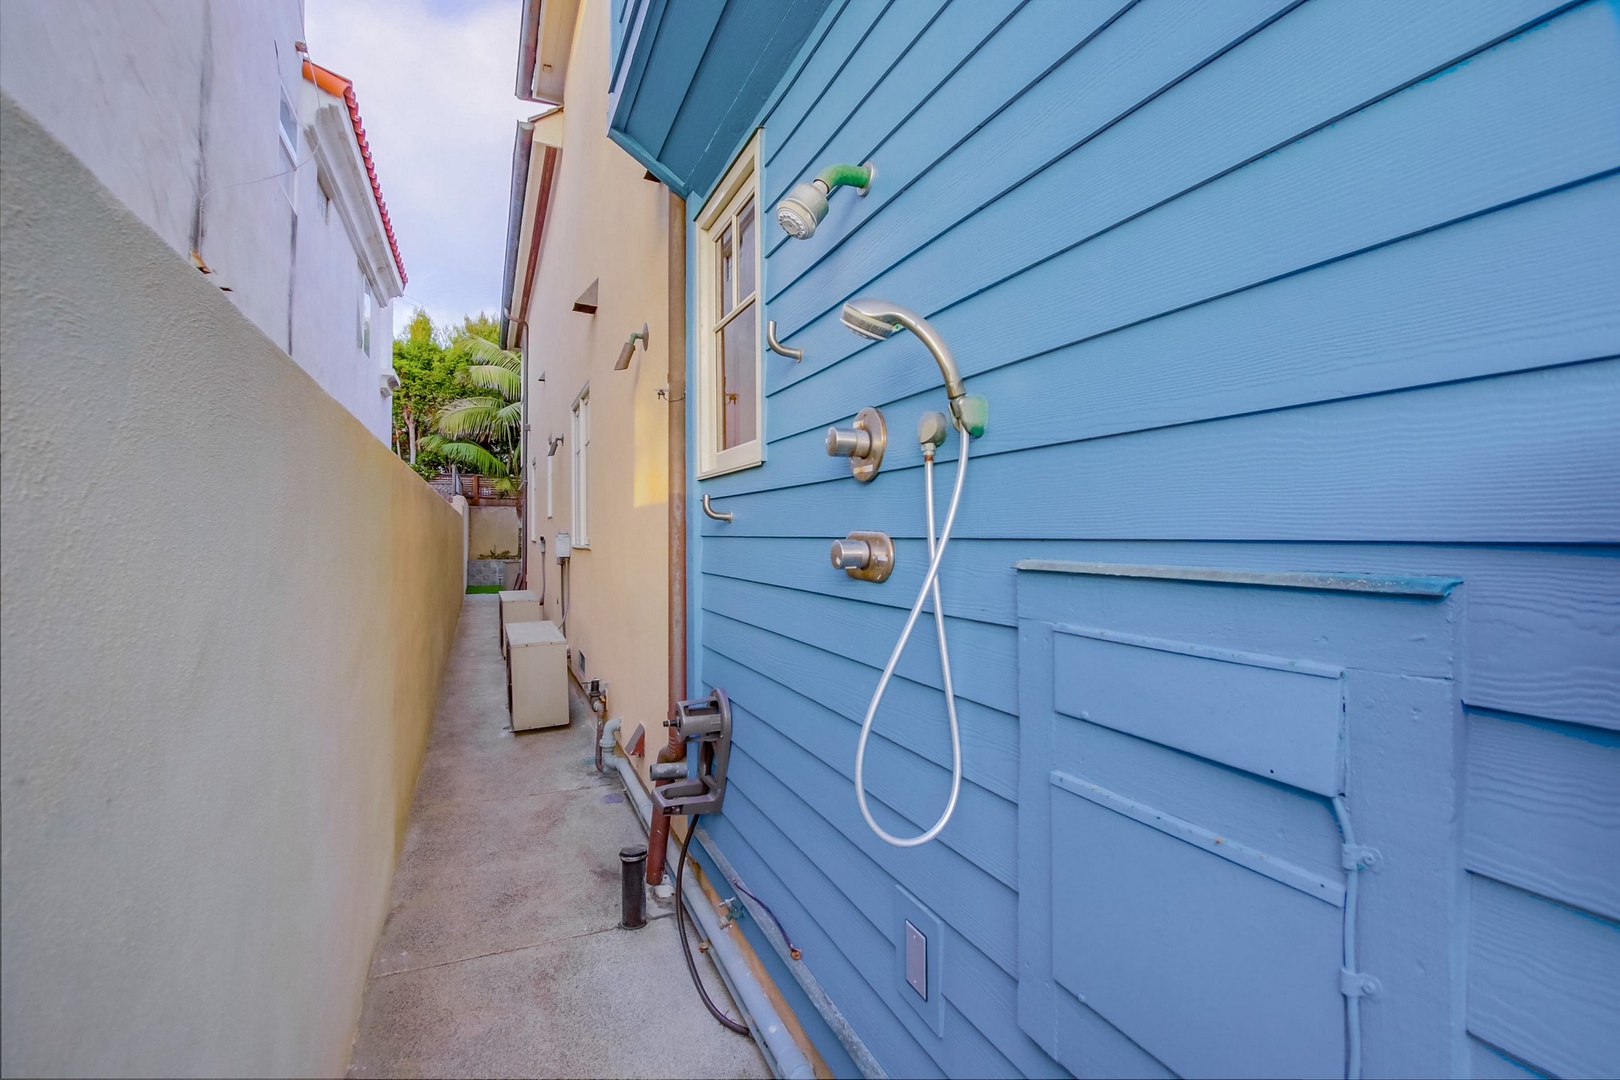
831,531 -> 895,583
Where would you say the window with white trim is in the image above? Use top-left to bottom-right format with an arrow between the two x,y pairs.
276,83 -> 298,205
357,271 -> 372,353
696,131 -> 763,476
571,387 -> 590,546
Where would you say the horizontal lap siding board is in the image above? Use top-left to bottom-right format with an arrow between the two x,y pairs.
711,779 -> 1064,1078
730,175 -> 1620,492
712,359 -> 1620,543
1464,710 -> 1620,920
703,575 -> 1017,713
692,1 -> 1620,1074
763,0 -> 1278,287
1465,875 -> 1620,1078
766,0 -> 1584,339
708,644 -> 1018,896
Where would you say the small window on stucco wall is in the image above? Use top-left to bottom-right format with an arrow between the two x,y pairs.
696,131 -> 763,477
358,273 -> 371,354
571,386 -> 590,546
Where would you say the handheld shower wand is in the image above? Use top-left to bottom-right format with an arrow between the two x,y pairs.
839,300 -> 986,848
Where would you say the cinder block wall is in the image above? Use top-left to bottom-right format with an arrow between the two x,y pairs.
0,94 -> 464,1077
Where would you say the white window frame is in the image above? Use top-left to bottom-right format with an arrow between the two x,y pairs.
570,385 -> 590,547
695,130 -> 764,478
357,270 -> 371,354
276,83 -> 299,207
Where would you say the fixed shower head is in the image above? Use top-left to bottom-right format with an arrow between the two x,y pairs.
776,181 -> 829,240
776,162 -> 874,240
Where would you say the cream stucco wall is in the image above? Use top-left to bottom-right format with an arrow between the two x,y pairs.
470,505 -> 521,558
523,0 -> 670,779
0,95 -> 463,1077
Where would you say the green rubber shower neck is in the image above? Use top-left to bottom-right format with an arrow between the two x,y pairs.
816,162 -> 872,193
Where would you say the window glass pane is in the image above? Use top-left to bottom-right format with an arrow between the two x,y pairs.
279,88 -> 297,148
736,202 -> 755,301
718,225 -> 734,319
719,299 -> 756,450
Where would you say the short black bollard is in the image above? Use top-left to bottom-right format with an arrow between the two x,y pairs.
620,845 -> 648,929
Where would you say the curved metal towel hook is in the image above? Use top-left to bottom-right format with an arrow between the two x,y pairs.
766,320 -> 803,362
701,494 -> 734,523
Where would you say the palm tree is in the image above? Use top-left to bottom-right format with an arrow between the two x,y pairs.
422,337 -> 522,493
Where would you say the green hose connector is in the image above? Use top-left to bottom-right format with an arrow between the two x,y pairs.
816,162 -> 873,195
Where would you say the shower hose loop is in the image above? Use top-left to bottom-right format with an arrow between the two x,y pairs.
853,423 -> 971,848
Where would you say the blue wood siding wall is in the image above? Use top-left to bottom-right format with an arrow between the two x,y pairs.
687,1 -> 1620,1076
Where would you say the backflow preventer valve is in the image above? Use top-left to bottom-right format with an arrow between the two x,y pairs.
650,688 -> 733,817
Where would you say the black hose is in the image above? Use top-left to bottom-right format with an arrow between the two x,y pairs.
675,814 -> 751,1035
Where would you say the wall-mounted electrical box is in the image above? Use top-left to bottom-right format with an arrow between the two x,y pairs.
555,531 -> 572,561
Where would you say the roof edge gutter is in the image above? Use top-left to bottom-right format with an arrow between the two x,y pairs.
499,119 -> 536,348
515,0 -> 544,100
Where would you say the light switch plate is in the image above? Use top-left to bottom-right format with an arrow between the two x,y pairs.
894,886 -> 945,1037
905,921 -> 928,999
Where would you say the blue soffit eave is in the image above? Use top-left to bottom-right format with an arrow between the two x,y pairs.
607,0 -> 835,201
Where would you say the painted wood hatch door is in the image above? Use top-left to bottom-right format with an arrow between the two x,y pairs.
1014,561 -> 1462,1079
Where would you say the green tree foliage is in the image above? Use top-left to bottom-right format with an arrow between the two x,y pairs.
391,308 -> 460,469
421,337 -> 522,488
390,308 -> 523,490
454,311 -> 501,347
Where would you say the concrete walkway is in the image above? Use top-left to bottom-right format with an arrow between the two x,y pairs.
348,595 -> 769,1080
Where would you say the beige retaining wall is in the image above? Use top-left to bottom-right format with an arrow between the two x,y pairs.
0,94 -> 464,1077
469,505 -> 521,559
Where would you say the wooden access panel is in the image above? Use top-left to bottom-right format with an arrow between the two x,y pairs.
1016,562 -> 1464,1078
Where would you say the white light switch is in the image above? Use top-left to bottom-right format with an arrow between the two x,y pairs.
905,920 -> 927,1000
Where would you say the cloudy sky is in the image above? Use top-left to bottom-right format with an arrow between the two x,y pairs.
305,0 -> 536,337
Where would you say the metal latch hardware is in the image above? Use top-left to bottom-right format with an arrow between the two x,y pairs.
1340,969 -> 1383,998
1342,844 -> 1383,872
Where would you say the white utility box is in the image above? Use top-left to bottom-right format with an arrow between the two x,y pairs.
498,589 -> 541,657
506,620 -> 568,731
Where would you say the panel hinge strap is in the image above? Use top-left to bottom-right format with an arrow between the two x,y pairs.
1342,844 -> 1382,872
1340,968 -> 1382,998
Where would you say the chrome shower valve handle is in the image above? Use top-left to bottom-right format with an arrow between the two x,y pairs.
831,531 -> 895,583
825,406 -> 887,482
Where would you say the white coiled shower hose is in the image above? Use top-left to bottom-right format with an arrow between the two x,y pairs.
853,424 -> 971,847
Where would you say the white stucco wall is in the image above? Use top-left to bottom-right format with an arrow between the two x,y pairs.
289,163 -> 395,442
0,0 -> 398,443
0,94 -> 463,1076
